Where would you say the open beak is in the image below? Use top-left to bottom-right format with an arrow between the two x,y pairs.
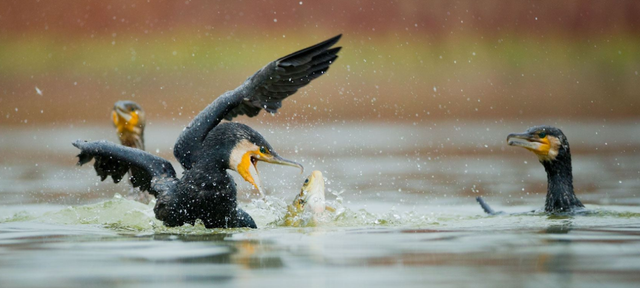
506,132 -> 549,155
239,152 -> 304,196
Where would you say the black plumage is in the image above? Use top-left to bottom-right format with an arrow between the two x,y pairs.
73,35 -> 341,228
174,34 -> 341,170
477,125 -> 584,214
533,126 -> 584,212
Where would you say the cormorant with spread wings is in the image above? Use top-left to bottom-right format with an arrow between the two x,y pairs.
73,35 -> 342,228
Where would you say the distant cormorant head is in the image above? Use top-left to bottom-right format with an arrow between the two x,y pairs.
506,125 -> 569,163
221,123 -> 303,192
112,100 -> 146,149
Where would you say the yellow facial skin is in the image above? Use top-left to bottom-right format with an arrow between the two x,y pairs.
231,141 -> 303,193
507,132 -> 560,162
112,101 -> 146,150
237,148 -> 269,191
112,110 -> 141,134
528,135 -> 551,156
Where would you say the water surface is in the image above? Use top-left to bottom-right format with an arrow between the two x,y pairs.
1,122 -> 640,287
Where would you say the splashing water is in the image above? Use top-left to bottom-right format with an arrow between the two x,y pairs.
2,192 -> 640,235
0,192 -> 446,233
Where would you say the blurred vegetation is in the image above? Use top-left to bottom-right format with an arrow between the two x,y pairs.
2,32 -> 640,77
1,1 -> 639,125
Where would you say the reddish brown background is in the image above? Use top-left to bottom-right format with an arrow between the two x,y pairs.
1,0 -> 639,126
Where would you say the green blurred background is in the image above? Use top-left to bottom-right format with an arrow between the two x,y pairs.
1,0 -> 639,126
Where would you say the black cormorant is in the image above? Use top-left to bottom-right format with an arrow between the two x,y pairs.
477,125 -> 585,214
73,35 -> 342,228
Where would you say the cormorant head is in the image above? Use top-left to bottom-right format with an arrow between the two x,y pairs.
112,100 -> 146,149
506,125 -> 570,162
223,123 -> 303,192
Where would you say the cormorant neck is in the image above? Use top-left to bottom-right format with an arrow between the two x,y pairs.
119,131 -> 145,150
540,151 -> 583,213
139,131 -> 145,150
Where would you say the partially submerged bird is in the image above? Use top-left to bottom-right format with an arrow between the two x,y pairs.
284,170 -> 334,227
74,35 -> 342,228
112,100 -> 146,150
111,100 -> 153,203
477,125 -> 585,215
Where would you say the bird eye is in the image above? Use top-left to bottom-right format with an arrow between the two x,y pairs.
130,107 -> 135,112
304,178 -> 309,184
538,132 -> 547,138
260,146 -> 267,154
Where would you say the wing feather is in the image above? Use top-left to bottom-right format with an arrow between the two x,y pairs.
73,140 -> 177,196
173,35 -> 341,170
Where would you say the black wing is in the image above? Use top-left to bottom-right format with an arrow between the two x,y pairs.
173,34 -> 342,170
73,140 -> 177,197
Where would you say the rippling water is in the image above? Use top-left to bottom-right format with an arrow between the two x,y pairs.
1,122 -> 640,287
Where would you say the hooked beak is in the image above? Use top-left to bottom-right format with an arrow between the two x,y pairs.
507,132 -> 550,155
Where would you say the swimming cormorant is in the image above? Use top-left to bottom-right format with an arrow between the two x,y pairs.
112,100 -> 146,150
73,35 -> 342,228
477,125 -> 585,214
112,100 -> 155,202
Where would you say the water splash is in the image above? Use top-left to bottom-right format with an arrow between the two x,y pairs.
2,193 -> 640,234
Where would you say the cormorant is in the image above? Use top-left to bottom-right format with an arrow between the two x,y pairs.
112,100 -> 146,150
477,125 -> 585,214
73,35 -> 342,228
112,100 -> 154,203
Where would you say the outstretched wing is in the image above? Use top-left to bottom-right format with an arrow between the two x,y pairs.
73,140 -> 177,197
224,34 -> 342,119
173,34 -> 342,170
